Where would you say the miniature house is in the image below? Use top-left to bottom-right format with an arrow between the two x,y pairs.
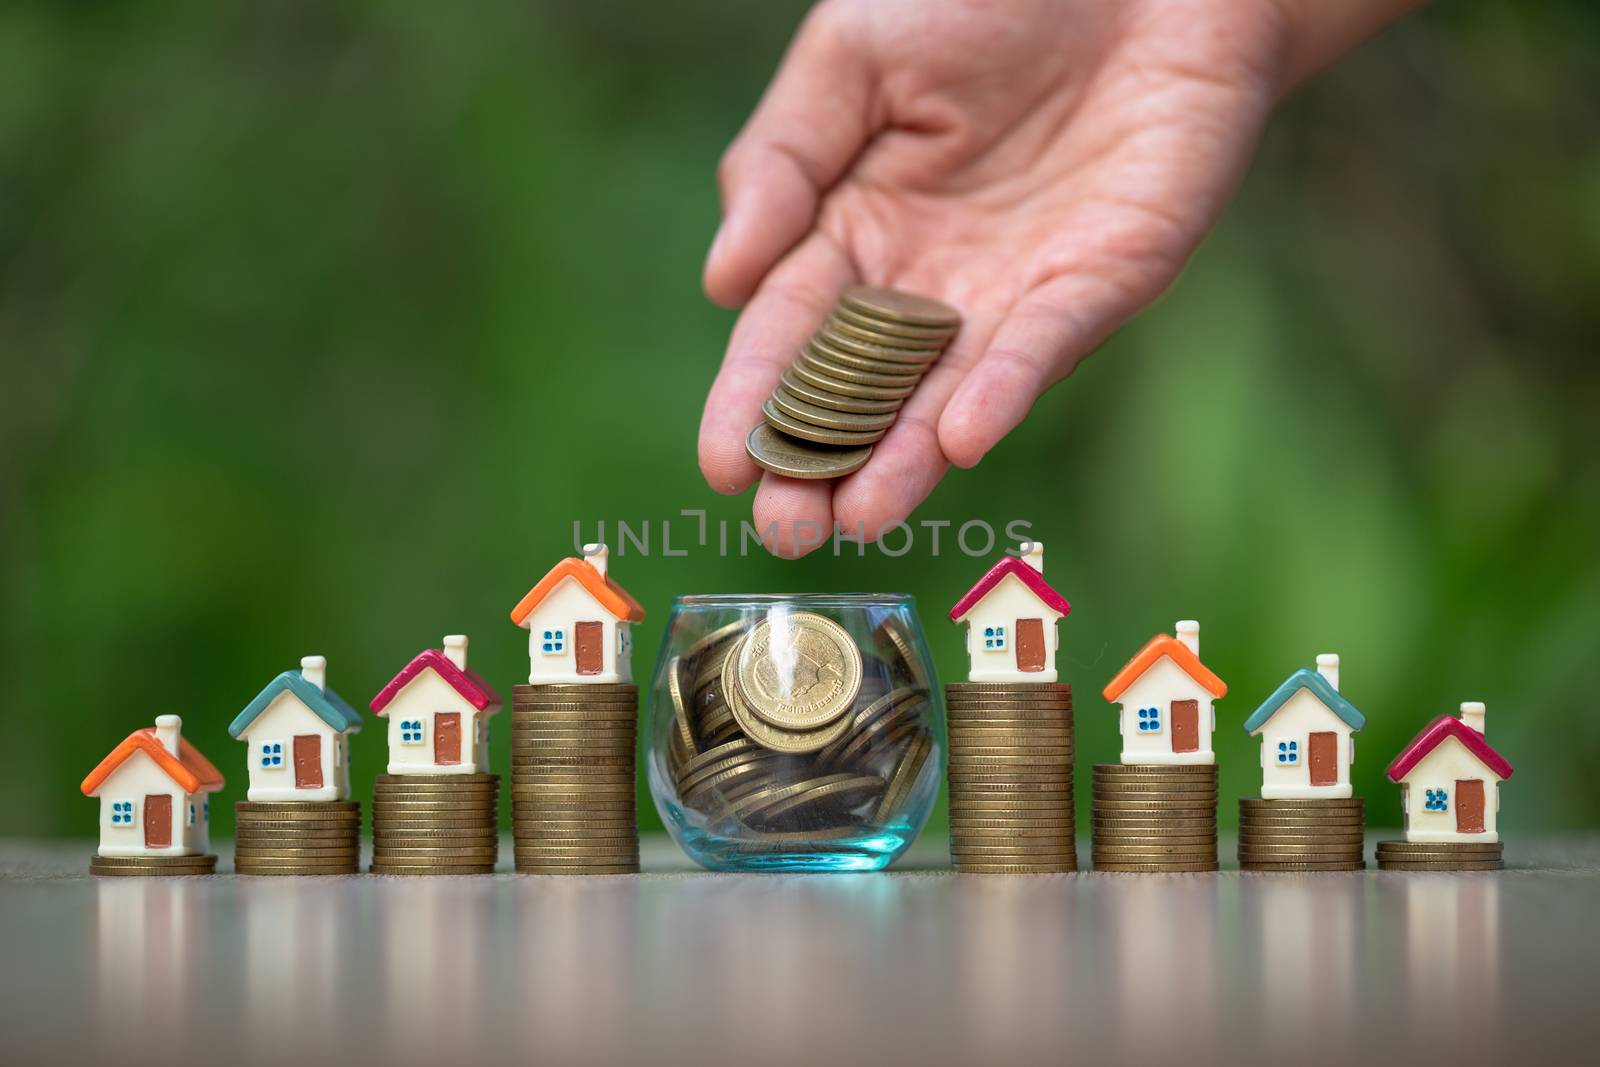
1385,702 -> 1513,842
1102,621 -> 1227,765
81,715 -> 225,857
1243,654 -> 1366,798
229,655 -> 363,802
948,542 -> 1071,682
509,543 -> 646,684
370,634 -> 503,775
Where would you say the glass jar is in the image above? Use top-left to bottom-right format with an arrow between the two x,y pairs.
646,593 -> 943,871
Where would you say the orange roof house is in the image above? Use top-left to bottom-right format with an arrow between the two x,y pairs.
1102,621 -> 1228,766
510,543 -> 645,684
82,719 -> 226,797
82,715 -> 224,857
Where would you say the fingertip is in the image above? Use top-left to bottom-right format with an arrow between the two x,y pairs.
936,395 -> 992,470
752,474 -> 834,558
698,421 -> 762,496
703,217 -> 758,309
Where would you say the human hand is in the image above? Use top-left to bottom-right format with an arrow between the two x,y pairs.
700,0 -> 1418,556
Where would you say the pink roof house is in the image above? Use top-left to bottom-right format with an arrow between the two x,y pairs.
949,542 -> 1071,682
371,635 -> 503,775
1385,702 -> 1514,843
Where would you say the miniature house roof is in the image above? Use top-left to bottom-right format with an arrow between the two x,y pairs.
228,669 -> 364,738
948,556 -> 1071,623
81,728 -> 226,797
509,555 -> 646,626
1385,715 -> 1514,783
1102,633 -> 1227,703
1242,668 -> 1367,735
370,648 -> 504,716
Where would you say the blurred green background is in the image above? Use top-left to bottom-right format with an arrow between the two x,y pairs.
2,1 -> 1596,841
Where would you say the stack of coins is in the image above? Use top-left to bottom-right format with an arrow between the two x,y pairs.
745,285 -> 960,481
663,615 -> 935,855
1091,765 -> 1219,872
370,773 -> 499,875
1238,798 -> 1366,872
1376,839 -> 1504,871
233,800 -> 360,875
945,682 -> 1075,874
513,683 -> 640,874
89,853 -> 217,877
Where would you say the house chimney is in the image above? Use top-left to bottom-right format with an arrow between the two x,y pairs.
1316,653 -> 1340,692
1175,620 -> 1200,656
584,542 -> 609,577
154,714 -> 182,757
1460,701 -> 1486,736
1019,541 -> 1044,574
443,634 -> 468,670
301,655 -> 327,693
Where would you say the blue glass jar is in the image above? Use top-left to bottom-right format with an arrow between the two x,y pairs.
646,594 -> 943,871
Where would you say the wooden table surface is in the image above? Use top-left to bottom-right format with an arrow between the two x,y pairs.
2,834 -> 1597,1066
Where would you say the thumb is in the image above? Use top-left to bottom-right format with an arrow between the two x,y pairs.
705,4 -> 874,308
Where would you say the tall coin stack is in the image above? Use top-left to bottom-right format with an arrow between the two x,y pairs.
1090,765 -> 1219,872
1376,838 -> 1503,871
945,682 -> 1076,873
234,800 -> 361,875
512,683 -> 640,874
1238,798 -> 1365,871
745,285 -> 960,481
370,774 -> 499,875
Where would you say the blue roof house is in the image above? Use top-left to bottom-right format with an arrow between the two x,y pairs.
230,655 -> 363,803
1243,654 -> 1367,800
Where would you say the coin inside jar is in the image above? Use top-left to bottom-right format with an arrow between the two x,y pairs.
737,612 -> 862,730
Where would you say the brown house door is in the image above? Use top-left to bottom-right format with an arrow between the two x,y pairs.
143,794 -> 171,848
434,712 -> 461,765
574,621 -> 604,675
1170,700 -> 1199,753
1014,619 -> 1046,673
1308,732 -> 1338,786
1455,779 -> 1486,833
293,735 -> 323,789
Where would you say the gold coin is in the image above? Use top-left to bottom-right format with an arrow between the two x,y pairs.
771,386 -> 899,433
1242,862 -> 1366,873
758,774 -> 884,822
763,398 -> 886,447
744,422 -> 873,481
830,304 -> 956,342
953,863 -> 1076,875
236,801 -> 359,813
818,687 -> 923,764
235,846 -> 360,859
1375,840 -> 1501,852
947,681 -> 1071,695
736,613 -> 863,731
805,335 -> 929,376
823,313 -> 951,351
1240,817 -> 1366,828
88,853 -> 217,868
873,734 -> 933,822
778,370 -> 904,414
725,668 -> 855,758
89,864 -> 215,877
1093,862 -> 1219,873
814,324 -> 940,365
788,357 -> 917,403
840,285 -> 960,328
798,346 -> 919,386
376,773 -> 497,785
1239,798 -> 1360,809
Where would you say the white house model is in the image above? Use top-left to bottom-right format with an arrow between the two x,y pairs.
1102,621 -> 1228,765
509,543 -> 646,684
947,542 -> 1071,682
1385,702 -> 1514,843
81,715 -> 225,857
228,655 -> 363,802
1243,654 -> 1367,798
370,634 -> 503,775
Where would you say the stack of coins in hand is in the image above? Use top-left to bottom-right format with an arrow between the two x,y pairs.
1376,838 -> 1503,871
233,800 -> 360,875
370,773 -> 499,875
1091,765 -> 1219,872
512,683 -> 640,874
663,615 -> 935,854
945,682 -> 1075,873
89,853 -> 217,877
1238,798 -> 1365,872
745,285 -> 960,481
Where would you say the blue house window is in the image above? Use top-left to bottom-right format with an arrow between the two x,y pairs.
1277,740 -> 1300,765
542,629 -> 566,654
400,719 -> 425,745
983,626 -> 1007,650
110,800 -> 135,826
260,741 -> 284,768
1137,707 -> 1162,732
617,626 -> 631,656
1425,787 -> 1449,812
187,802 -> 197,826
202,801 -> 210,822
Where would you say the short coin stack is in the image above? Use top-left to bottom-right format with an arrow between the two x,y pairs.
370,774 -> 499,875
233,800 -> 360,875
89,853 -> 217,877
512,683 -> 640,874
945,682 -> 1075,873
663,615 -> 935,857
1091,765 -> 1219,872
745,285 -> 961,481
1376,838 -> 1504,871
1238,798 -> 1366,872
